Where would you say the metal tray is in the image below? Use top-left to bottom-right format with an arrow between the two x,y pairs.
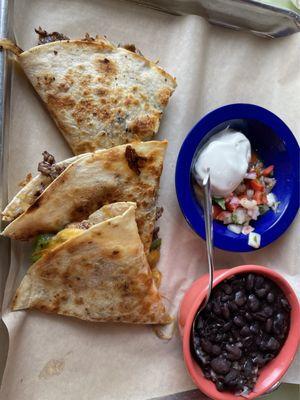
129,0 -> 300,38
0,0 -> 297,397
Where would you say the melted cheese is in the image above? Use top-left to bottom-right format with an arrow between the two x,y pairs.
37,228 -> 85,260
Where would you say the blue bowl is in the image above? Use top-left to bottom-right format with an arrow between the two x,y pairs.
175,103 -> 300,252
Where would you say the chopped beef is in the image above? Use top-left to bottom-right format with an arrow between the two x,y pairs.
77,220 -> 92,229
67,220 -> 91,230
125,145 -> 147,175
38,151 -> 66,180
156,206 -> 164,220
82,33 -> 95,42
121,43 -> 144,56
35,27 -> 69,45
152,226 -> 159,241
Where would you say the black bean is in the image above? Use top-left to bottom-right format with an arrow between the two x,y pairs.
265,318 -> 273,333
240,326 -> 251,337
267,337 -> 280,352
249,322 -> 259,335
253,311 -> 267,321
223,321 -> 232,332
214,333 -> 224,343
228,301 -> 239,312
255,288 -> 267,298
246,274 -> 255,291
233,316 -> 245,327
221,295 -> 230,302
244,359 -> 255,377
243,336 -> 253,348
232,329 -> 241,340
225,344 -> 242,360
273,313 -> 285,335
235,291 -> 247,307
245,312 -> 253,321
191,273 -> 290,395
211,356 -> 231,375
196,316 -> 204,331
200,339 -> 212,354
248,294 -> 260,312
280,298 -> 291,311
255,276 -> 265,289
211,345 -> 222,356
222,283 -> 233,295
252,353 -> 265,367
222,303 -> 230,320
224,369 -> 238,385
194,349 -> 210,365
213,301 -> 222,316
267,292 -> 275,303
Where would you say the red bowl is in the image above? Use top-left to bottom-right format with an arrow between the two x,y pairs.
178,265 -> 300,400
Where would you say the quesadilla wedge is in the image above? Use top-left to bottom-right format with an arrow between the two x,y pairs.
12,202 -> 171,324
0,32 -> 176,154
2,140 -> 167,254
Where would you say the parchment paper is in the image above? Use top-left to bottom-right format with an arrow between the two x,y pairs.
1,1 -> 299,399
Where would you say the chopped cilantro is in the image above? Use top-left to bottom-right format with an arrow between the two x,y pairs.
258,205 -> 270,215
213,197 -> 226,210
231,213 -> 238,224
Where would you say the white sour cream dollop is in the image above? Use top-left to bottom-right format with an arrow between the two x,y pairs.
194,128 -> 251,197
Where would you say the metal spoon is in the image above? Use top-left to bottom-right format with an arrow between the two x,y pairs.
191,168 -> 215,347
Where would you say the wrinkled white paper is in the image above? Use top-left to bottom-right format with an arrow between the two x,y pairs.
1,1 -> 299,399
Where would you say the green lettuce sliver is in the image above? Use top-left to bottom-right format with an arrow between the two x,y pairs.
30,233 -> 54,263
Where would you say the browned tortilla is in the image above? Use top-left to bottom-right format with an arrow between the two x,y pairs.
0,36 -> 176,154
12,203 -> 171,324
2,141 -> 167,254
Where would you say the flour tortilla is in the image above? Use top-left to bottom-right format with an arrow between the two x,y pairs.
0,36 -> 176,154
2,140 -> 167,254
12,203 -> 171,324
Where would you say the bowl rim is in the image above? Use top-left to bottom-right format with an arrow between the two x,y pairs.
175,103 -> 300,252
182,265 -> 300,400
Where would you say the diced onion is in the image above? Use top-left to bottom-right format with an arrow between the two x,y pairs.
245,172 -> 257,180
242,225 -> 255,235
267,193 -> 277,208
227,224 -> 243,234
240,198 -> 257,210
248,232 -> 261,249
246,189 -> 254,199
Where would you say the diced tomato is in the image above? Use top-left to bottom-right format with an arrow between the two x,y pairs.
261,165 -> 274,176
262,193 -> 268,204
216,211 -> 232,223
253,191 -> 263,204
253,191 -> 268,205
226,197 -> 240,212
212,205 -> 223,219
250,179 -> 264,191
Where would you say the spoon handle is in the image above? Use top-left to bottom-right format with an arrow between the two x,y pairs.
202,170 -> 214,309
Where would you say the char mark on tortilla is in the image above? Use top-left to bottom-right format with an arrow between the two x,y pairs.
120,43 -> 143,56
125,145 -> 147,175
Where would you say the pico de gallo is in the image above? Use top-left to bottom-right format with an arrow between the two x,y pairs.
212,154 -> 279,248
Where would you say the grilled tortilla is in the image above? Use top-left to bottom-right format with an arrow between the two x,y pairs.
2,140 -> 167,254
0,34 -> 176,154
12,202 -> 171,324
